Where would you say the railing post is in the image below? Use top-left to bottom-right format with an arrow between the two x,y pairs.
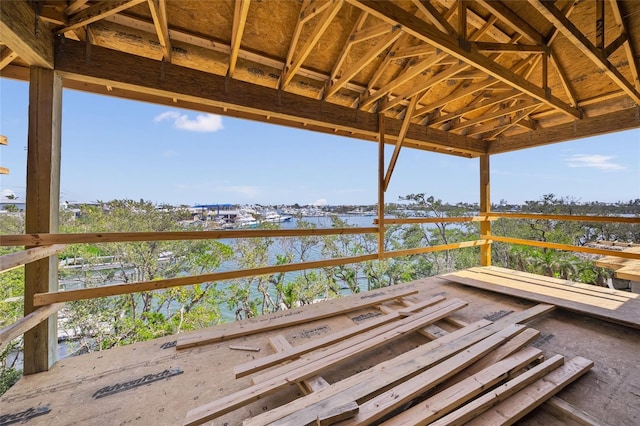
377,112 -> 385,260
23,67 -> 62,374
480,154 -> 491,266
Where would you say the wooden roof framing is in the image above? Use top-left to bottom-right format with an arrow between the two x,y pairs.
1,0 -> 640,157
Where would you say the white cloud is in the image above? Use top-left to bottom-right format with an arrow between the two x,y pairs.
1,189 -> 16,198
566,154 -> 626,171
154,111 -> 224,132
311,198 -> 328,206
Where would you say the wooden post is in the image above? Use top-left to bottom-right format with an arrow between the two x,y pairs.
377,113 -> 385,260
23,67 -> 62,374
480,154 -> 491,266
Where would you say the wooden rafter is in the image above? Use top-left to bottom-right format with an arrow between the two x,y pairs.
430,90 -> 522,126
0,47 -> 18,70
58,0 -> 146,33
147,0 -> 172,62
412,0 -> 456,35
528,0 -> 640,104
471,42 -> 546,53
64,0 -> 89,16
391,45 -> 436,59
324,11 -> 368,94
488,105 -> 543,139
413,78 -> 501,119
381,62 -> 470,112
325,28 -> 402,99
450,100 -> 541,132
350,23 -> 393,43
477,0 -> 544,45
384,96 -> 418,191
0,0 -> 54,68
228,0 -> 251,77
608,0 -> 640,91
364,32 -> 412,93
466,104 -> 541,137
360,52 -> 448,110
280,0 -> 344,89
348,0 -> 582,118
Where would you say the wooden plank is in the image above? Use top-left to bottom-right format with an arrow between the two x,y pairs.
0,245 -> 66,274
189,315 -> 490,426
442,269 -> 640,329
229,345 -> 261,352
487,212 -> 640,224
428,354 -> 567,426
545,396 -> 607,426
147,0 -> 172,62
0,303 -> 64,350
177,284 -> 418,350
23,67 -> 62,375
615,264 -> 640,282
239,304 -> 553,426
227,0 -> 250,77
383,96 -> 418,191
0,227 -> 378,246
268,335 -> 330,394
466,356 -> 594,425
379,347 -> 544,426
473,266 -> 636,302
250,298 -> 468,385
480,155 -> 491,266
0,0 -> 54,68
377,112 -> 385,259
333,325 -> 532,426
35,254 -> 380,306
381,240 -> 488,259
234,295 -> 446,378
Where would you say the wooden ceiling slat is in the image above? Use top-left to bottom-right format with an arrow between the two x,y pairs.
429,90 -> 522,126
280,0 -> 344,89
58,0 -> 146,34
228,0 -> 251,78
413,78 -> 500,119
477,0 -> 545,45
147,0 -> 172,62
348,0 -> 582,119
64,0 -> 89,16
451,99 -> 541,132
528,0 -> 640,104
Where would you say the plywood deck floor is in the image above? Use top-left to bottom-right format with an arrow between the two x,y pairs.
1,272 -> 639,425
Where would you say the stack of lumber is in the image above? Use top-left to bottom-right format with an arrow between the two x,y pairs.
182,295 -> 596,426
440,266 -> 640,329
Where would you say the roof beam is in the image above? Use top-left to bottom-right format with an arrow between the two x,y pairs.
451,99 -> 540,132
228,0 -> 251,77
347,0 -> 582,118
281,0 -> 343,89
413,78 -> 500,118
430,90 -> 522,126
57,0 -> 146,33
488,107 -> 640,154
65,1 -> 89,16
54,40 -> 487,157
147,0 -> 172,62
0,0 -> 54,68
528,0 -> 640,105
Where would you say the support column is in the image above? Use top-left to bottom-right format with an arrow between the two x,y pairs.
23,67 -> 62,374
377,113 -> 385,259
480,154 -> 491,266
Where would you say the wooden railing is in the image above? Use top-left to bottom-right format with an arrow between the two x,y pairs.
3,212 -> 637,363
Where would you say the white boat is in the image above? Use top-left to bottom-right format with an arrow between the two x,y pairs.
235,211 -> 259,227
261,210 -> 292,223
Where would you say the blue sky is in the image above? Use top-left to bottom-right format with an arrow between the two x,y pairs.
1,78 -> 638,206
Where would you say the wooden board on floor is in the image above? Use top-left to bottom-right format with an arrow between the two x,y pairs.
440,267 -> 640,329
177,284 -> 419,349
